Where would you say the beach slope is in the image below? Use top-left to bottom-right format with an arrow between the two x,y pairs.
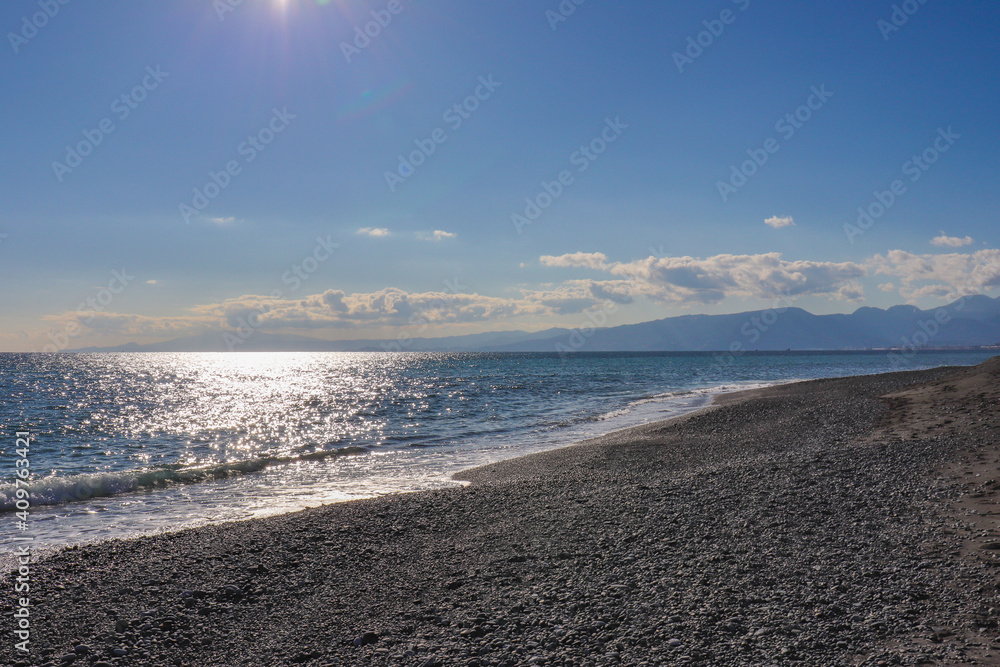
4,359 -> 999,666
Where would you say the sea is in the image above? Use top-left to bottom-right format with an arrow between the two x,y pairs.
1,350 -> 995,565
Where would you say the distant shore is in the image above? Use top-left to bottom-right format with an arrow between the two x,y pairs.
4,359 -> 999,666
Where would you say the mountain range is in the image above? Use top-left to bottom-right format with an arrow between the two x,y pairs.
67,295 -> 1000,353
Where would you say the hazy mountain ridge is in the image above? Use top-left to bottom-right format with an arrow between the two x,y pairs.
66,295 -> 1000,353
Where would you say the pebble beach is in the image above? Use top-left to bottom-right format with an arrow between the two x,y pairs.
4,358 -> 1000,667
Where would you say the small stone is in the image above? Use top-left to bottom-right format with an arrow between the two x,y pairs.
668,638 -> 682,647
354,631 -> 379,646
220,584 -> 243,601
112,647 -> 129,657
290,649 -> 322,662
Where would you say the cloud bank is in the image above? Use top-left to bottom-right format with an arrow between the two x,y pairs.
46,248 -> 1000,341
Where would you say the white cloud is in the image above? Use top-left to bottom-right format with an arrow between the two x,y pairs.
416,230 -> 457,241
542,251 -> 866,304
190,288 -> 572,330
520,280 -> 634,314
210,216 -> 238,225
51,311 -> 216,337
539,252 -> 609,270
836,284 -> 865,301
869,249 -> 1000,300
764,215 -> 795,229
145,280 -> 159,285
50,247 -> 1000,342
931,233 -> 974,248
48,284 -> 623,339
356,227 -> 392,238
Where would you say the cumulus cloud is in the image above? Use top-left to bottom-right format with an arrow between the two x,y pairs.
764,215 -> 795,229
540,251 -> 866,304
53,285 -> 610,339
154,282 -> 633,334
49,247 -> 1000,342
539,252 -> 610,270
416,230 -> 457,241
931,233 -> 974,248
187,288 -> 563,330
869,249 -> 1000,301
520,280 -> 634,314
836,284 -> 865,301
357,227 -> 391,237
49,311 -> 216,337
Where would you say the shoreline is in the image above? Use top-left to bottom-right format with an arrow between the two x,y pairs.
3,359 -> 999,666
0,377 -> 778,560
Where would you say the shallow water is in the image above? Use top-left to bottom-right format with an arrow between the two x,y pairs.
0,349 -> 993,558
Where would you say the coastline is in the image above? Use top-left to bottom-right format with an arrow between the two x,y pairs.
3,359 -> 999,666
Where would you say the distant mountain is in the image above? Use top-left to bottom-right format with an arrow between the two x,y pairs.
66,295 -> 1000,353
497,295 -> 1000,352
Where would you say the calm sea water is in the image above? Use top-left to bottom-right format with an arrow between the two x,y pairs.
0,350 -> 994,560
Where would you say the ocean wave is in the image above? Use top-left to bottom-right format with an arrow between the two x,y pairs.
0,445 -> 369,511
625,382 -> 771,406
586,381 -> 787,423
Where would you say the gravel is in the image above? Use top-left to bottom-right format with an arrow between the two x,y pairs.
3,360 -> 999,666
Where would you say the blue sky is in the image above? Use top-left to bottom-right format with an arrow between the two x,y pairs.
1,0 -> 998,351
